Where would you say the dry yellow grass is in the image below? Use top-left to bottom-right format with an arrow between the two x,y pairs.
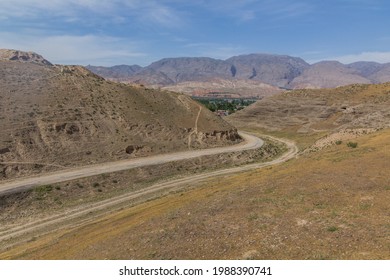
2,128 -> 389,260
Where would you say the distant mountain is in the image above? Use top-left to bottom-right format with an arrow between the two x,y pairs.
86,53 -> 390,91
226,54 -> 309,88
289,61 -> 371,89
347,61 -> 384,77
86,64 -> 142,81
367,63 -> 390,83
130,57 -> 233,86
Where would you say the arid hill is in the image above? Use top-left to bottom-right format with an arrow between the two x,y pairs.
228,83 -> 390,136
161,78 -> 282,99
0,51 -> 241,179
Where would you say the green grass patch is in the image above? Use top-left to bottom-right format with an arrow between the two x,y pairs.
327,226 -> 338,232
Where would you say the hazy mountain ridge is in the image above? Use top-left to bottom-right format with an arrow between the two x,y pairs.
289,61 -> 372,89
87,54 -> 390,90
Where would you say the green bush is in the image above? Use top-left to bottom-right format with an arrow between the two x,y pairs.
327,226 -> 338,232
347,142 -> 358,148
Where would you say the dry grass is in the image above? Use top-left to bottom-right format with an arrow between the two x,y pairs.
1,81 -> 389,260
2,128 -> 389,260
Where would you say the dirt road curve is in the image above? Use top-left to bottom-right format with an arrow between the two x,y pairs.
0,134 -> 297,245
0,131 -> 263,195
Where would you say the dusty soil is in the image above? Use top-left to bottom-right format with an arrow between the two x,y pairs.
228,83 -> 390,134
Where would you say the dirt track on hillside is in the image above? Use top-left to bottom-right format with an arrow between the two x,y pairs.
0,133 -> 297,250
0,131 -> 262,196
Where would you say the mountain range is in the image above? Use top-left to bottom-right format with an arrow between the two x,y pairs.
87,54 -> 390,92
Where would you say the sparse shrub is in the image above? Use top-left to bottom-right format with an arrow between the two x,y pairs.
112,179 -> 118,184
327,226 -> 338,232
34,185 -> 53,200
335,140 -> 342,145
248,213 -> 259,221
76,183 -> 84,188
35,185 -> 53,194
55,186 -> 61,190
93,182 -> 100,188
347,142 -> 358,148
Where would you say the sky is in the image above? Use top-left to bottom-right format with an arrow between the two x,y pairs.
1,0 -> 390,66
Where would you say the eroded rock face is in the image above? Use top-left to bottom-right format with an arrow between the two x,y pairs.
0,49 -> 52,66
188,129 -> 241,148
203,129 -> 241,141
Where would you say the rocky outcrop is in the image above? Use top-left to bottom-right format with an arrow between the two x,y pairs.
0,49 -> 52,66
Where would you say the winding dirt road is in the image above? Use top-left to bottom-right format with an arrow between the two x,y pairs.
0,131 -> 262,195
0,133 -> 297,247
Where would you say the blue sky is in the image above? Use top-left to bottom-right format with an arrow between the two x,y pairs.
1,0 -> 390,66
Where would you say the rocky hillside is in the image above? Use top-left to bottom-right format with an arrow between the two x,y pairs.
226,54 -> 309,88
228,83 -> 390,134
0,50 -> 241,179
0,49 -> 52,66
87,53 -> 390,91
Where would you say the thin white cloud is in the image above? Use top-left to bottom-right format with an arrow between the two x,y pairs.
184,42 -> 246,59
0,0 -> 184,27
327,52 -> 390,64
0,32 -> 146,66
196,0 -> 312,22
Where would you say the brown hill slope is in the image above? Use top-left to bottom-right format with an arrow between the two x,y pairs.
228,83 -> 390,136
0,56 -> 240,179
161,78 -> 282,99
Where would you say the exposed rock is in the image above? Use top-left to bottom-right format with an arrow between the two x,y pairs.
0,148 -> 10,155
0,49 -> 52,66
